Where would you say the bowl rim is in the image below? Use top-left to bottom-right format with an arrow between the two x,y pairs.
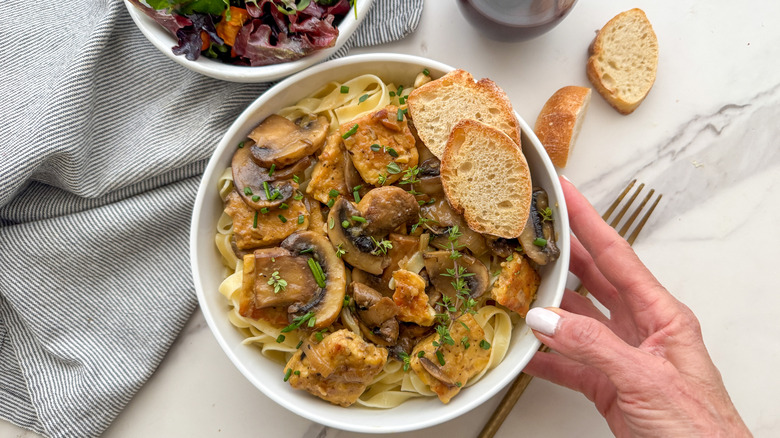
190,53 -> 569,433
123,0 -> 375,83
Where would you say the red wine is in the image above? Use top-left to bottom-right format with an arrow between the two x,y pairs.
458,0 -> 578,42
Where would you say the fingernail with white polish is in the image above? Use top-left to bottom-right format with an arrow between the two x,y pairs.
526,307 -> 561,336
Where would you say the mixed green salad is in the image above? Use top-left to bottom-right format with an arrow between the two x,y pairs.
128,0 -> 354,66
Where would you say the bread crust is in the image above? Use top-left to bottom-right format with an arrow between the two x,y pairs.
534,86 -> 591,168
440,119 -> 532,238
587,8 -> 658,115
407,69 -> 521,158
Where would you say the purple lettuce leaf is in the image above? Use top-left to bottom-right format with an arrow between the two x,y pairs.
127,0 -> 193,35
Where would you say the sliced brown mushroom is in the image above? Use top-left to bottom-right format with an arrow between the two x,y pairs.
248,114 -> 328,168
327,197 -> 389,275
352,268 -> 392,297
351,282 -> 399,346
419,357 -> 457,387
380,233 -> 420,286
327,188 -> 419,275
232,142 -> 300,209
421,198 -> 488,257
422,250 -> 490,299
280,231 -> 346,329
357,186 -> 420,236
519,187 -> 560,265
486,236 -> 520,259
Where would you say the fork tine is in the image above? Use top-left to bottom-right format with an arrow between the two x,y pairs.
609,182 -> 645,228
627,193 -> 662,245
618,188 -> 655,237
602,179 -> 636,221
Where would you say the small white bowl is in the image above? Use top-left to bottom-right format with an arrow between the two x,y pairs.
124,0 -> 375,83
190,53 -> 569,433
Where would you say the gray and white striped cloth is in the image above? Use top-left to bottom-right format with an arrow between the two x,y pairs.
0,1 -> 423,437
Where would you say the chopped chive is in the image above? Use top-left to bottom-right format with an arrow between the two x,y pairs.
370,144 -> 381,152
278,215 -> 287,223
270,190 -> 281,201
352,187 -> 361,203
293,175 -> 300,183
308,316 -> 316,327
328,189 -> 339,198
276,334 -> 285,343
243,187 -> 253,195
238,141 -> 245,148
260,207 -> 269,214
435,350 -> 445,366
326,198 -> 335,208
396,108 -> 405,121
281,312 -> 315,333
397,85 -> 404,96
253,211 -> 258,228
328,217 -> 335,229
352,184 -> 363,191
263,181 -> 271,199
297,214 -> 305,224
293,190 -> 303,201
279,203 -> 289,210
480,339 -> 491,350
351,215 -> 367,223
389,91 -> 396,97
300,247 -> 315,254
296,340 -> 303,349
422,68 -> 430,76
417,351 -> 425,358
341,220 -> 350,228
307,258 -> 326,288
252,195 -> 260,202
340,85 -> 349,93
268,164 -> 276,176
294,370 -> 300,376
283,368 -> 292,382
506,254 -> 514,262
342,124 -> 358,139
358,94 -> 369,103
386,147 -> 399,158
533,238 -> 548,247
386,162 -> 401,174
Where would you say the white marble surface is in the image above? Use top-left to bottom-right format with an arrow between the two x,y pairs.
4,0 -> 780,437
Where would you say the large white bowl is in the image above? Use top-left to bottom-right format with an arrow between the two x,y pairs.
124,0 -> 374,83
190,53 -> 569,433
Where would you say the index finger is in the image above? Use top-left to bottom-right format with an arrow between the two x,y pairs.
560,177 -> 678,330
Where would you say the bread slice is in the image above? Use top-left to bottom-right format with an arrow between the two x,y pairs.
407,69 -> 521,159
440,119 -> 532,238
534,86 -> 592,168
586,8 -> 658,114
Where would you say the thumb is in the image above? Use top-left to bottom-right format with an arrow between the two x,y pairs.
526,307 -> 650,388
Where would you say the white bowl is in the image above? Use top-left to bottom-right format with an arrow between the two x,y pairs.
124,0 -> 375,83
190,53 -> 569,433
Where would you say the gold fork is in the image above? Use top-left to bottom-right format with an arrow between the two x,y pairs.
478,179 -> 662,438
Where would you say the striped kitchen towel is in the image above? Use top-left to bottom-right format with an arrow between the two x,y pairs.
0,1 -> 423,437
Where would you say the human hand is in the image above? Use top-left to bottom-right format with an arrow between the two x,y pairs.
523,177 -> 751,437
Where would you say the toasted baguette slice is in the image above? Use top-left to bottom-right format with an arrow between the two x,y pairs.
534,86 -> 592,168
587,8 -> 658,114
407,69 -> 521,159
440,119 -> 532,238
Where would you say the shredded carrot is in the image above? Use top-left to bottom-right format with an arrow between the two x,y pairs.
217,6 -> 251,47
200,31 -> 210,51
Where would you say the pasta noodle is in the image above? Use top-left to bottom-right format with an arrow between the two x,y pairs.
214,70 -> 540,409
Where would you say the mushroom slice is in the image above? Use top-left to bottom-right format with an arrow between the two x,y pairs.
421,198 -> 488,257
237,247 -> 319,321
351,282 -> 399,346
381,233 -> 420,286
248,114 -> 328,168
281,231 -> 346,329
357,186 -> 419,236
231,143 -> 299,209
327,197 -> 389,275
423,250 -> 490,299
519,187 -> 560,265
